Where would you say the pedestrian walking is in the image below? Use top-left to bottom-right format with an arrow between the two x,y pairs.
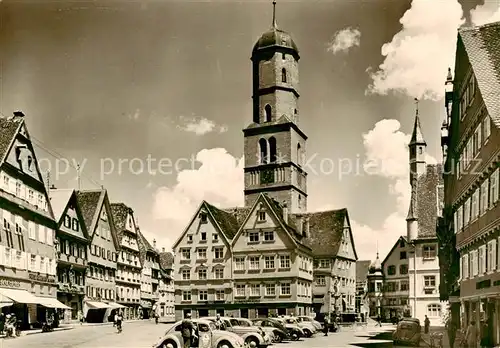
323,315 -> 329,336
424,315 -> 430,334
181,313 -> 196,348
445,317 -> 458,348
376,314 -> 382,327
465,321 -> 478,348
78,310 -> 84,325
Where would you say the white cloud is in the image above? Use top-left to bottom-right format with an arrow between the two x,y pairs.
471,0 -> 500,25
352,119 -> 436,261
151,148 -> 244,248
128,109 -> 140,121
366,0 -> 465,100
327,27 -> 361,54
177,116 -> 228,135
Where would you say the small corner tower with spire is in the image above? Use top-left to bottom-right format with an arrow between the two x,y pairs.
409,99 -> 427,185
406,178 -> 418,241
243,0 -> 308,213
441,68 -> 453,163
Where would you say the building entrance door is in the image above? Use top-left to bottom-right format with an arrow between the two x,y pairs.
240,308 -> 248,318
199,309 -> 209,317
257,308 -> 268,318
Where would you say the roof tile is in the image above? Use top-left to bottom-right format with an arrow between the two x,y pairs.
356,260 -> 371,283
460,22 -> 500,128
0,117 -> 22,164
159,251 -> 174,270
75,190 -> 103,234
416,164 -> 443,239
110,203 -> 130,241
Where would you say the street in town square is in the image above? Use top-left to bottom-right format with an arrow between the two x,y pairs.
0,321 -> 400,348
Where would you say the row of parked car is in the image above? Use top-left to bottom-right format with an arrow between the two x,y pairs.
152,315 -> 324,348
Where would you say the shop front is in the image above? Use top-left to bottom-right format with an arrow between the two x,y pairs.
83,300 -> 111,323
0,276 -> 69,330
140,300 -> 153,319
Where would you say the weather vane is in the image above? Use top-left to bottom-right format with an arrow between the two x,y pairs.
414,98 -> 419,116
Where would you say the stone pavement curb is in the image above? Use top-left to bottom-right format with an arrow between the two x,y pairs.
23,326 -> 74,336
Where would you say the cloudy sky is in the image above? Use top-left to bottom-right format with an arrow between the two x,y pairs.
1,0 -> 499,261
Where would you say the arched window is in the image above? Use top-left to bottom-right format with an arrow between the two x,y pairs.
259,138 -> 268,164
269,137 -> 277,163
297,143 -> 301,166
264,104 -> 272,122
294,109 -> 298,115
281,68 -> 287,83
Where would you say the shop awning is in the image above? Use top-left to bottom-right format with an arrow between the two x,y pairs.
0,288 -> 40,304
141,303 -> 152,308
85,301 -> 111,309
37,297 -> 71,310
106,302 -> 125,309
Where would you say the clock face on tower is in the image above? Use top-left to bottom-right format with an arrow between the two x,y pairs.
260,169 -> 275,185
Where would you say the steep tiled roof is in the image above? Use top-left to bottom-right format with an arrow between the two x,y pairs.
75,190 -> 103,234
409,115 -> 426,146
110,203 -> 130,240
356,260 -> 371,283
137,229 -> 156,265
300,208 -> 347,257
0,117 -> 22,165
416,164 -> 443,239
159,251 -> 174,270
460,22 -> 500,128
48,189 -> 74,222
205,203 -> 242,240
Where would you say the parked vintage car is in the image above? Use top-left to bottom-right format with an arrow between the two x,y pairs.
250,318 -> 292,342
271,317 -> 304,339
203,317 -> 271,348
151,319 -> 244,348
392,318 -> 422,347
296,316 -> 322,331
281,316 -> 316,337
234,318 -> 287,343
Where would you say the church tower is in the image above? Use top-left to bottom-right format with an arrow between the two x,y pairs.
408,101 -> 427,185
243,1 -> 308,213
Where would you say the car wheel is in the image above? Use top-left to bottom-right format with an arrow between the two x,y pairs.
291,332 -> 299,341
217,340 -> 233,348
245,337 -> 259,348
162,340 -> 177,348
274,332 -> 283,343
303,329 -> 312,337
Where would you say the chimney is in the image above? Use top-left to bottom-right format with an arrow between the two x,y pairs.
12,111 -> 25,121
153,239 -> 157,249
162,247 -> 165,253
282,203 -> 288,224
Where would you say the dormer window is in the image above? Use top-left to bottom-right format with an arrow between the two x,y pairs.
200,212 -> 208,224
27,155 -> 33,170
64,215 -> 71,229
72,218 -> 79,232
258,211 -> 266,222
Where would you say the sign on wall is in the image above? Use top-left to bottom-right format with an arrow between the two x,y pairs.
0,278 -> 21,288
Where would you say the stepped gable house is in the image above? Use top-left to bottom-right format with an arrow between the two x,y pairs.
173,2 -> 358,320
49,188 -> 90,322
76,189 -> 122,323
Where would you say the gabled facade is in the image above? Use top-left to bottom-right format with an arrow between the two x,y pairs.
137,229 -> 161,318
49,188 -> 90,322
172,201 -> 244,319
110,203 -> 143,320
0,112 -> 59,328
440,22 -> 500,344
380,236 -> 410,319
231,194 -> 314,318
76,189 -> 121,323
305,209 -> 357,315
355,260 -> 371,321
367,254 -> 384,317
158,249 -> 175,323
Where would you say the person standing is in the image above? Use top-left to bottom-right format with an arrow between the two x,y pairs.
465,321 -> 478,348
181,313 -> 196,348
78,310 -> 84,325
479,320 -> 490,348
424,315 -> 430,334
376,314 -> 382,327
214,314 -> 223,330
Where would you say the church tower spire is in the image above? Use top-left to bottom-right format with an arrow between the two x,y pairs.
409,99 -> 427,185
243,1 -> 307,213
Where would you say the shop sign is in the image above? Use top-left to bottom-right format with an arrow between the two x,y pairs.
234,298 -> 260,304
28,272 -> 56,283
0,278 -> 21,288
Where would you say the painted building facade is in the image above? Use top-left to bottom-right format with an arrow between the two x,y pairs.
0,112 -> 65,328
76,189 -> 122,323
440,22 -> 500,345
49,188 -> 90,323
110,203 -> 142,320
355,260 -> 371,321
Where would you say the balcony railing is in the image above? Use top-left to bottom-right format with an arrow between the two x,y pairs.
57,282 -> 85,294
